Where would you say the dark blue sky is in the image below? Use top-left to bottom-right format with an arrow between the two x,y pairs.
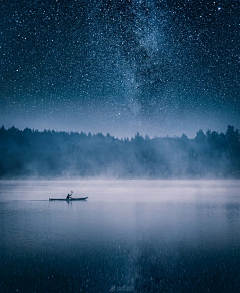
1,0 -> 239,137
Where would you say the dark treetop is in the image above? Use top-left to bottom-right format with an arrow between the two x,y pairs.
0,125 -> 239,178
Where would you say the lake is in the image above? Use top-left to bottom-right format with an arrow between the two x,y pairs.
0,180 -> 240,292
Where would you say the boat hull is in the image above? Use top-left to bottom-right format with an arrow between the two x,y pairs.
49,197 -> 88,201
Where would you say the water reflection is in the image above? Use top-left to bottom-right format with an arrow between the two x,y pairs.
0,180 -> 240,292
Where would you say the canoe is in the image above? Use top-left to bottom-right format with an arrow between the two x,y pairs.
49,197 -> 88,201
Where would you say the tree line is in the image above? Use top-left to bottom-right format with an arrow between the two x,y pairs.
0,125 -> 239,178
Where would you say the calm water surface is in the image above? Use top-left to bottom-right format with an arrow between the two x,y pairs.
0,180 -> 240,292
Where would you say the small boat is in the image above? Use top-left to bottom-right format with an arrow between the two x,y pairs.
49,197 -> 88,201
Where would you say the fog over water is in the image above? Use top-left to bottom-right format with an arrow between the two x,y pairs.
1,125 -> 240,179
1,180 -> 240,292
1,0 -> 239,289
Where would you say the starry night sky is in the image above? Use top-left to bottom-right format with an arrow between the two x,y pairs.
1,0 -> 239,137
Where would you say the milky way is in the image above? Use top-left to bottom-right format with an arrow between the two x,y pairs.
1,0 -> 239,137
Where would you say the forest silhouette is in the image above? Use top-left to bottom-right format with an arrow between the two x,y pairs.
0,125 -> 239,178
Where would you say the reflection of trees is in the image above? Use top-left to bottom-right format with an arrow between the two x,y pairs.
0,125 -> 239,178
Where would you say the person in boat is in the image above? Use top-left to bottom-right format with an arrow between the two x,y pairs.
66,193 -> 72,199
